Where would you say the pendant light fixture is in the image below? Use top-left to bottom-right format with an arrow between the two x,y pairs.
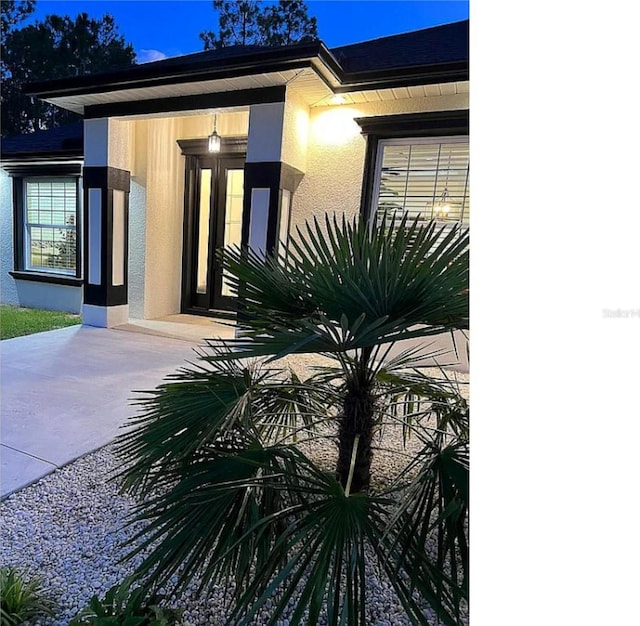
208,114 -> 221,153
434,186 -> 451,219
434,148 -> 452,220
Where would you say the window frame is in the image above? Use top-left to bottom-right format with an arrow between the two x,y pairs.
22,176 -> 80,276
370,135 -> 470,227
9,169 -> 83,285
355,109 -> 469,223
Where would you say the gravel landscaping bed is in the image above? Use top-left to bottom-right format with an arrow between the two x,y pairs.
1,368 -> 468,626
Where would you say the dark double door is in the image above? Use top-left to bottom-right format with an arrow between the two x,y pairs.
182,155 -> 245,315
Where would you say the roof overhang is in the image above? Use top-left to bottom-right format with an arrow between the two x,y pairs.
24,39 -> 469,117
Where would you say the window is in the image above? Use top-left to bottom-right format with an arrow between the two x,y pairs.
372,137 -> 469,227
8,171 -> 82,283
23,178 -> 79,274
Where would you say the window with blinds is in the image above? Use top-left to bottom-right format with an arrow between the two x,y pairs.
373,137 -> 469,227
24,178 -> 78,274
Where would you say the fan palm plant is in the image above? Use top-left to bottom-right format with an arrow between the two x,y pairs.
117,214 -> 469,626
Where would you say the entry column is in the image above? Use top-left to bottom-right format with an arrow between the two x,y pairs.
82,119 -> 131,327
242,103 -> 303,257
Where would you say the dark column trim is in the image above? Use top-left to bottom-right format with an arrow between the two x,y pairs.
242,162 -> 280,253
82,166 -> 131,307
83,166 -> 131,191
242,161 -> 305,254
85,86 -> 286,119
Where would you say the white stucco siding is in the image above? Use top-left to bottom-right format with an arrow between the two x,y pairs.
128,180 -> 146,319
281,91 -> 309,173
85,118 -> 133,169
84,118 -> 109,167
1,170 -> 18,306
12,282 -> 82,313
246,103 -> 285,163
108,118 -> 134,171
291,93 -> 469,232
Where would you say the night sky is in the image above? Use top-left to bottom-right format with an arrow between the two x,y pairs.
27,1 -> 470,62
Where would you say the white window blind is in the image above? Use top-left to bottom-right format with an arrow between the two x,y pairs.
24,178 -> 77,274
373,137 -> 469,228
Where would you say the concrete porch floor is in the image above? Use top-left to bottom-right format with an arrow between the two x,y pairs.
0,325 -> 200,498
115,313 -> 236,343
115,315 -> 469,373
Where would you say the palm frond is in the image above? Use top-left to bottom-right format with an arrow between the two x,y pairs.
228,472 -> 392,626
379,438 -> 469,626
122,445 -> 313,600
215,214 -> 468,360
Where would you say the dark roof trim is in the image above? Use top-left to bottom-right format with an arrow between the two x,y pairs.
355,109 -> 469,137
1,157 -> 83,173
25,42 -> 342,99
84,85 -> 285,119
24,27 -> 468,103
336,61 -> 468,93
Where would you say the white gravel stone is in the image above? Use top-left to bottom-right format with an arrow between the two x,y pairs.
1,366 -> 468,626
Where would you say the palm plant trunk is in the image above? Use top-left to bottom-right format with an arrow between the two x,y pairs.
336,349 -> 376,493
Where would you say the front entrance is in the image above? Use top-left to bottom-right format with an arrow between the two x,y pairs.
181,152 -> 245,316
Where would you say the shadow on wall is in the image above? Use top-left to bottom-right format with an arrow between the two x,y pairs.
13,281 -> 82,314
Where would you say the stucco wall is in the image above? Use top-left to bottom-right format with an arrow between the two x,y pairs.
246,103 -> 285,164
1,170 -> 18,305
131,117 -> 184,319
180,111 -> 249,139
128,179 -> 146,319
12,282 -> 82,313
281,91 -> 309,173
291,93 -> 469,232
108,118 -> 134,171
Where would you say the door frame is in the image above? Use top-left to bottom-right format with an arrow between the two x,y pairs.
177,137 -> 247,317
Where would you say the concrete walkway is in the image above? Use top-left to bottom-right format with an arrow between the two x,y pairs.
1,325 -> 203,498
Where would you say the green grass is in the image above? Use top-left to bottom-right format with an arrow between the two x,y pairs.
0,305 -> 80,340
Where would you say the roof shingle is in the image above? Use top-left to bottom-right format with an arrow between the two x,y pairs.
331,20 -> 468,73
1,122 -> 83,157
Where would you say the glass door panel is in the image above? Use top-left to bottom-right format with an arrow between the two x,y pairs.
196,168 -> 212,294
221,169 -> 244,297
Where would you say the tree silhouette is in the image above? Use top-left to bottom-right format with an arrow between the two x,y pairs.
1,8 -> 135,136
200,0 -> 317,50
